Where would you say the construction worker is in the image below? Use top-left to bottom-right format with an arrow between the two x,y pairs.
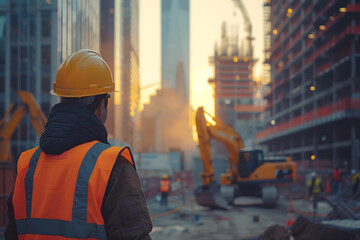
332,165 -> 342,196
308,171 -> 322,213
160,174 -> 171,207
4,49 -> 152,240
351,169 -> 360,196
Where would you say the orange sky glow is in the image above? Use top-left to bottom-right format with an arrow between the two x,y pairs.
139,0 -> 265,116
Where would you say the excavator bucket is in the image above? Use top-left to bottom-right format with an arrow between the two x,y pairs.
194,182 -> 228,210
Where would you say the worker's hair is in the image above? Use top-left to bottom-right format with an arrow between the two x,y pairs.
86,94 -> 108,112
61,94 -> 108,112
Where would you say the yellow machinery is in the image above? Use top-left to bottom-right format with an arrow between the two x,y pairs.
0,91 -> 47,161
195,107 -> 296,209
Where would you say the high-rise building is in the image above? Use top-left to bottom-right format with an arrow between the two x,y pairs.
101,0 -> 139,146
256,0 -> 360,171
161,0 -> 189,103
0,0 -> 100,158
209,22 -> 264,150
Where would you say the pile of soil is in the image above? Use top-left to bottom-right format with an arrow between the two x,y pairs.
291,216 -> 360,240
258,225 -> 291,240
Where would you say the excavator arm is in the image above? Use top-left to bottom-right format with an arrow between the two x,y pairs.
195,107 -> 250,209
196,107 -> 247,185
0,91 -> 47,161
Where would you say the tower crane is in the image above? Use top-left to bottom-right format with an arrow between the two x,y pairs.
231,0 -> 254,59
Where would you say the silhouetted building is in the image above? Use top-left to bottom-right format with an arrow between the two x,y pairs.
139,88 -> 193,153
257,0 -> 360,171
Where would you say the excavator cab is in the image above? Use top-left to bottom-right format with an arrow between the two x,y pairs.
238,150 -> 264,178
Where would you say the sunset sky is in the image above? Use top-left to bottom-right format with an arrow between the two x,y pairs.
139,0 -> 265,115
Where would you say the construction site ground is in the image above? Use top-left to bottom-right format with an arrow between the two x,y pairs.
147,190 -> 333,240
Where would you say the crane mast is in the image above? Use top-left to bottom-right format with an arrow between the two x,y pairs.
231,0 -> 254,59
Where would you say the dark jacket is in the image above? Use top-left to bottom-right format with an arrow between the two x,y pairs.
4,102 -> 152,240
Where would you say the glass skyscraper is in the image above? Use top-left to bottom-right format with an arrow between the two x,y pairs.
0,0 -> 100,158
161,0 -> 189,103
101,0 -> 140,146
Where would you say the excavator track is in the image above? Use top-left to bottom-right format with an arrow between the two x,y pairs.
261,186 -> 278,208
195,182 -> 228,210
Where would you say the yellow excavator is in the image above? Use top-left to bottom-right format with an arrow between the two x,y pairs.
0,91 -> 47,162
195,107 -> 296,209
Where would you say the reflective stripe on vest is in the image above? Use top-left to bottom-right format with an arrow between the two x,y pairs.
308,178 -> 322,194
160,180 -> 170,192
13,141 -> 134,240
353,173 -> 360,184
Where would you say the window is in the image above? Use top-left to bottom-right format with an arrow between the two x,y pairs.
0,15 -> 5,39
41,11 -> 51,37
42,45 -> 51,65
42,76 -> 50,93
0,76 -> 4,93
162,0 -> 171,11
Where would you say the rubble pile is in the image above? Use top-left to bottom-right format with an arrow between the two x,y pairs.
326,195 -> 360,220
253,216 -> 360,240
258,225 -> 291,240
292,216 -> 360,240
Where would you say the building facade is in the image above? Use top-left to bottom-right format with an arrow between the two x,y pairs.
0,0 -> 100,158
101,0 -> 139,146
257,0 -> 360,171
100,0 -> 122,142
209,22 -> 264,150
161,0 -> 189,103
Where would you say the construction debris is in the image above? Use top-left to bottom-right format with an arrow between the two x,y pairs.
254,216 -> 360,240
325,197 -> 359,220
258,225 -> 291,240
291,216 -> 360,240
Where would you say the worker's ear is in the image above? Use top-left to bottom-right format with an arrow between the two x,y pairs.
94,99 -> 107,123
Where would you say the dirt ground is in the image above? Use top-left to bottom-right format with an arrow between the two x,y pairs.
147,192 -> 332,240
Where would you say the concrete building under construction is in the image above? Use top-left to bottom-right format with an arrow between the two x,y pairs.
257,0 -> 360,171
209,22 -> 264,150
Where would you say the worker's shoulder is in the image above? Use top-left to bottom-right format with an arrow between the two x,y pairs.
109,145 -> 135,167
18,147 -> 39,160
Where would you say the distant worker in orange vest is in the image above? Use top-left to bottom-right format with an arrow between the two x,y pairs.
4,49 -> 152,240
332,165 -> 342,196
160,174 -> 171,207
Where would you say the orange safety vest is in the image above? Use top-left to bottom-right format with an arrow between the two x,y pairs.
12,141 -> 134,240
333,169 -> 341,181
159,180 -> 170,192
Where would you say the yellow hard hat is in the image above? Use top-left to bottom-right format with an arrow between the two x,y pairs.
51,49 -> 115,97
163,174 -> 168,179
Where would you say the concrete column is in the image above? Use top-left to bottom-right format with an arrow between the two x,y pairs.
5,3 -> 10,109
351,37 -> 356,92
332,125 -> 337,168
351,123 -> 359,171
301,132 -> 305,167
35,0 -> 41,103
312,128 -> 317,168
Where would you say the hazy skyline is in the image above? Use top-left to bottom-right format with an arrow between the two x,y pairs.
139,0 -> 265,115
